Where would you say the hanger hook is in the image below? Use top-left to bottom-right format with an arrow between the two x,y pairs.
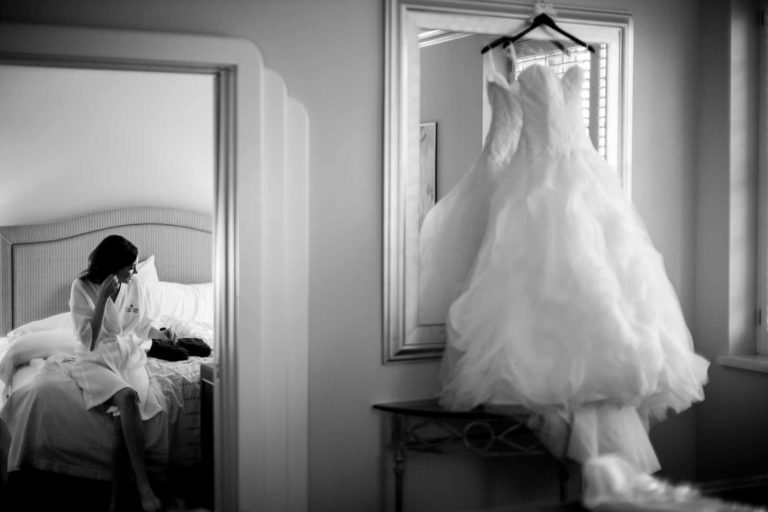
533,2 -> 558,19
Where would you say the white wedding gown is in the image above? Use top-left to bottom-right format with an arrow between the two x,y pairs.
418,69 -> 522,325
435,64 -> 709,474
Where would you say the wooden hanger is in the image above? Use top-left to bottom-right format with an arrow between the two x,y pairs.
480,13 -> 595,54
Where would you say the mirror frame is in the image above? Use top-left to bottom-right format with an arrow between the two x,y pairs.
1,23 -> 311,511
383,0 -> 633,362
0,24 -> 243,510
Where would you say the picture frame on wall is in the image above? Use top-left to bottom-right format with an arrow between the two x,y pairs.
418,121 -> 437,228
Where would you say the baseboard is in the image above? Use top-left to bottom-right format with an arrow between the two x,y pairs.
698,473 -> 768,494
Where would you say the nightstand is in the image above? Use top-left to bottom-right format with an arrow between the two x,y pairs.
200,361 -> 215,509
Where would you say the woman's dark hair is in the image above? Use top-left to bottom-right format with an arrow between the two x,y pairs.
80,235 -> 138,284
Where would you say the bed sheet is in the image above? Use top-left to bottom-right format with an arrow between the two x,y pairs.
0,353 -> 211,481
151,356 -> 209,468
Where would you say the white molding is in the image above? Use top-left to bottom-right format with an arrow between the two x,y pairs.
718,354 -> 768,373
254,69 -> 310,511
418,30 -> 474,47
285,97 -> 310,512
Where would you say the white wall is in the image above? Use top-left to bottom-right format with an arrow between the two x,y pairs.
0,64 -> 214,225
694,0 -> 768,483
4,0 -> 764,510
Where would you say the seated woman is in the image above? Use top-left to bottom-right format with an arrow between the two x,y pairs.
69,235 -> 176,512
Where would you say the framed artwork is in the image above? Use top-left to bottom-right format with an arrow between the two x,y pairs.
418,121 -> 437,228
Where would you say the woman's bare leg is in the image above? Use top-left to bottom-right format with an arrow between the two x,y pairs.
109,417 -> 130,512
112,388 -> 162,512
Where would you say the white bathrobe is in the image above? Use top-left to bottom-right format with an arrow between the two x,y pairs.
69,276 -> 164,420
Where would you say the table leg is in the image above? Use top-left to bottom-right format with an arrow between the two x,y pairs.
392,414 -> 406,512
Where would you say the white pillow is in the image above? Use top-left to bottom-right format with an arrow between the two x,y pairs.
136,255 -> 159,284
0,329 -> 80,384
6,312 -> 74,342
147,281 -> 213,325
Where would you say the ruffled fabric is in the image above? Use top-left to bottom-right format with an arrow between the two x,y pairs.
437,65 -> 709,472
418,71 -> 522,326
583,454 -> 766,511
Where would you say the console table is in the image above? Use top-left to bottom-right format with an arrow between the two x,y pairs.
373,399 -> 569,512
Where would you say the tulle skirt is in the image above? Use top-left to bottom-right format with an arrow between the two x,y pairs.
439,145 -> 709,471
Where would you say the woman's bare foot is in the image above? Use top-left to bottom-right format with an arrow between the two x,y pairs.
138,485 -> 162,512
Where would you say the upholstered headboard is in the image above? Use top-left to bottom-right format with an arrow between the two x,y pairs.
0,207 -> 212,334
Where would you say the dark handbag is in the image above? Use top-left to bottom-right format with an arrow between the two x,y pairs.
177,337 -> 212,357
148,339 -> 189,361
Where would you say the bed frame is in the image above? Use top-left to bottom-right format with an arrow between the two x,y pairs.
0,207 -> 212,335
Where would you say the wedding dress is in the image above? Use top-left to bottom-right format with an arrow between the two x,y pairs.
583,454 -> 767,511
418,68 -> 522,326
437,64 -> 709,474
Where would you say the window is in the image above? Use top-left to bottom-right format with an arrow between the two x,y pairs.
513,42 -> 609,158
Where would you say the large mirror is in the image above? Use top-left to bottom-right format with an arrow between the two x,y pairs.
0,26 -> 242,511
0,61 -> 219,508
383,0 -> 633,362
0,24 -> 311,511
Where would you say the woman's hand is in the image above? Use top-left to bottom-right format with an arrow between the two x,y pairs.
98,274 -> 120,302
149,327 -> 177,342
90,274 -> 118,351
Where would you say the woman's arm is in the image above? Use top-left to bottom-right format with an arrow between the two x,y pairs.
88,294 -> 108,351
89,275 -> 120,351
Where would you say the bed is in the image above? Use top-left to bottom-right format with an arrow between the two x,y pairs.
0,207 -> 214,510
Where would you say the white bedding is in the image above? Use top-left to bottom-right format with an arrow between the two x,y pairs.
0,352 -> 211,480
0,253 -> 215,481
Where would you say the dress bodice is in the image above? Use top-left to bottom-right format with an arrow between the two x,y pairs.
516,65 -> 593,155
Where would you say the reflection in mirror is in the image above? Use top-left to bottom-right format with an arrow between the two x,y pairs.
508,40 -> 609,158
421,37 -> 610,217
0,64 -> 214,221
0,63 -> 216,509
384,0 -> 632,362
